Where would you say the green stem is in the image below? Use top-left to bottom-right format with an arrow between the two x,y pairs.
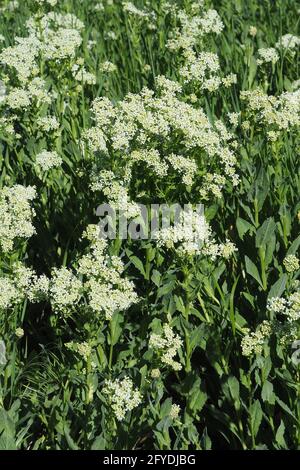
108,320 -> 114,371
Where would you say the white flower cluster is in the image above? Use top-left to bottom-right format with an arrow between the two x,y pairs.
65,341 -> 92,361
99,61 -> 117,73
130,149 -> 168,177
267,293 -> 300,323
91,170 -> 141,219
241,87 -> 300,134
167,8 -> 223,52
4,77 -> 51,110
179,50 -> 220,85
249,26 -> 257,37
0,263 -> 49,311
84,74 -> 239,200
94,3 -> 104,12
283,254 -> 299,273
122,1 -> 148,18
170,404 -> 181,420
37,116 -> 59,132
167,154 -> 197,186
72,62 -> 96,85
202,238 -> 237,260
15,327 -> 24,338
0,10 -> 85,117
49,225 -> 138,320
241,320 -> 273,357
49,267 -> 82,315
242,284 -> 300,356
149,324 -> 183,371
33,0 -> 58,6
102,376 -> 142,421
0,114 -> 16,137
26,13 -> 83,61
0,36 -> 40,84
155,208 -> 210,256
155,207 -> 237,259
227,112 -> 240,128
35,150 -> 62,171
257,47 -> 279,65
122,0 -> 157,31
165,8 -> 235,94
79,226 -> 138,320
0,185 -> 36,252
276,34 -> 300,51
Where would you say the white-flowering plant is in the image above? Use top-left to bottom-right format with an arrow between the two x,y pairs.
0,185 -> 36,252
102,376 -> 142,421
49,225 -> 138,321
0,0 -> 299,452
149,324 -> 183,371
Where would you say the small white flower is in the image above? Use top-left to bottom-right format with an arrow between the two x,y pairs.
283,254 -> 299,273
149,324 -> 183,371
170,404 -> 181,420
103,376 -> 142,421
0,185 -> 36,252
36,150 -> 62,171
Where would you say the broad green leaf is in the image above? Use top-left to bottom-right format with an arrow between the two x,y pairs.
255,217 -> 276,248
287,234 -> 300,256
261,381 -> 275,405
91,436 -> 106,450
275,421 -> 286,448
151,269 -> 161,286
0,433 -> 17,451
64,427 -> 79,450
245,256 -> 263,288
128,255 -> 146,277
276,397 -> 297,422
236,217 -> 254,240
109,312 -> 123,346
228,376 -> 240,402
268,275 -> 287,299
249,400 -> 262,438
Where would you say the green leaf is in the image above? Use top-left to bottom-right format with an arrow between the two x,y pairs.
229,276 -> 239,336
157,280 -> 175,298
287,234 -> 300,256
236,217 -> 254,240
276,397 -> 297,422
109,312 -> 123,346
261,381 -> 275,405
248,56 -> 257,88
151,269 -> 161,287
64,426 -> 79,450
255,218 -> 276,248
275,421 -> 286,448
128,255 -> 146,277
268,274 -> 287,299
0,433 -> 17,450
91,436 -> 106,450
249,400 -> 262,438
228,376 -> 240,402
254,167 -> 269,211
190,325 -> 206,352
0,410 -> 16,450
245,256 -> 263,288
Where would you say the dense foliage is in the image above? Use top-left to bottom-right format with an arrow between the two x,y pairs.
0,0 -> 299,450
